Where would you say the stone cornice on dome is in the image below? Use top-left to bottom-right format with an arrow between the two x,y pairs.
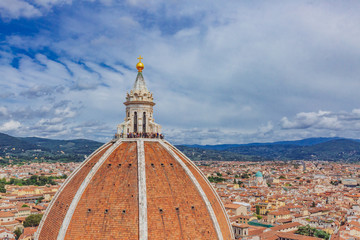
124,100 -> 155,106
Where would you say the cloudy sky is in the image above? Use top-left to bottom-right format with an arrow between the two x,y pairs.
0,1 -> 360,144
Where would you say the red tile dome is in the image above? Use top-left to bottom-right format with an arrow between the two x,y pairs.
35,57 -> 234,240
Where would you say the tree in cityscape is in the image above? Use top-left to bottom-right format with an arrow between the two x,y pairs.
295,225 -> 330,240
241,173 -> 250,179
23,214 -> 43,227
13,228 -> 22,239
256,205 -> 260,215
7,175 -> 56,186
296,225 -> 315,236
330,180 -> 339,185
0,183 -> 6,193
208,176 -> 225,183
36,196 -> 45,205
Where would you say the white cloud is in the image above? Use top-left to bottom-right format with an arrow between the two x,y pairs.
0,107 -> 8,117
352,109 -> 360,116
280,109 -> 360,132
0,0 -> 41,19
33,0 -> 72,9
1,1 -> 360,144
0,120 -> 21,131
54,106 -> 76,118
258,122 -> 274,135
280,111 -> 329,129
0,0 -> 73,20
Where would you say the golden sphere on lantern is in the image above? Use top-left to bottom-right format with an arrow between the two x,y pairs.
136,55 -> 144,72
136,62 -> 144,72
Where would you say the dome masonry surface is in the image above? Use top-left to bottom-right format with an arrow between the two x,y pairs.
35,57 -> 234,240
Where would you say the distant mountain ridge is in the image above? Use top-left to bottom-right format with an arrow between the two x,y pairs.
1,132 -> 360,162
185,137 -> 352,150
0,133 -> 103,162
0,133 -> 37,151
179,137 -> 360,162
19,137 -> 103,155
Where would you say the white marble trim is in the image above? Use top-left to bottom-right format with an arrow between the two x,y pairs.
137,139 -> 148,240
163,140 -> 235,239
56,139 -> 122,240
35,141 -> 112,240
158,140 -> 223,240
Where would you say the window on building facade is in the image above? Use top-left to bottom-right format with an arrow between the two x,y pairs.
134,112 -> 137,132
143,112 -> 146,133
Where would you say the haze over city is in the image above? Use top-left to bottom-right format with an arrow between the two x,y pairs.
1,1 -> 360,144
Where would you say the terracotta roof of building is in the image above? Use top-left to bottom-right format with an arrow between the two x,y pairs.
19,227 -> 37,240
276,232 -> 322,240
268,210 -> 291,216
18,207 -> 30,211
0,211 -> 15,218
259,230 -> 279,240
0,220 -> 19,226
0,227 -> 15,239
232,223 -> 250,228
276,218 -> 294,223
271,222 -> 302,231
248,226 -> 267,236
15,217 -> 26,222
224,203 -> 242,209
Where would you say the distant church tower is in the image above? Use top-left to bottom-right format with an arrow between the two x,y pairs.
115,56 -> 161,137
255,171 -> 266,187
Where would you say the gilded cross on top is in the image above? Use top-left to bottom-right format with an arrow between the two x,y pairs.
137,55 -> 143,62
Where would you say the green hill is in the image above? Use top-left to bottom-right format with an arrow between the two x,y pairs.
20,137 -> 103,155
305,139 -> 360,161
0,133 -> 103,163
178,138 -> 360,162
0,133 -> 37,152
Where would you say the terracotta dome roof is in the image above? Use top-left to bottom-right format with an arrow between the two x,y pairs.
36,57 -> 234,239
36,139 -> 233,239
